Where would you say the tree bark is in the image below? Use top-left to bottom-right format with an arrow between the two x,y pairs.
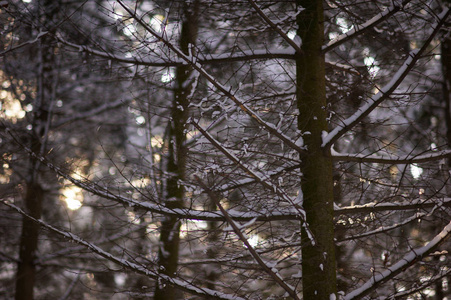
14,1 -> 58,299
154,2 -> 199,299
15,184 -> 43,300
296,1 -> 337,299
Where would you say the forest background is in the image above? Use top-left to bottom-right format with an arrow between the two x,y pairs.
1,0 -> 451,299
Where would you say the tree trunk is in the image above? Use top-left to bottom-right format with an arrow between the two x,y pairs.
154,2 -> 199,299
440,35 -> 451,300
442,38 -> 451,169
296,1 -> 337,299
14,2 -> 58,299
15,184 -> 43,300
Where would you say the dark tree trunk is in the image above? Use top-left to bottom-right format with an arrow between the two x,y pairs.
15,184 -> 43,300
154,1 -> 199,299
14,1 -> 58,299
296,1 -> 337,299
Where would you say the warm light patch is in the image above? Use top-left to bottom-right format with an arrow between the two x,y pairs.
1,94 -> 26,123
62,185 -> 83,210
60,162 -> 89,210
0,162 -> 12,184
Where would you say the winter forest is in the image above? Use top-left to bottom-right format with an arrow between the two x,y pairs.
1,0 -> 451,299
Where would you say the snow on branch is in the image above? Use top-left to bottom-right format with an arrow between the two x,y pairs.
37,223 -> 151,263
388,268 -> 451,299
213,164 -> 301,193
196,177 -> 300,300
344,220 -> 451,300
337,211 -> 428,243
322,0 -> 412,53
1,201 -> 247,300
335,198 -> 451,216
117,1 -> 306,156
58,36 -> 359,74
191,121 -> 314,242
322,8 -> 451,150
58,35 -> 296,66
4,128 -> 303,222
198,49 -> 296,63
247,0 -> 303,55
56,36 -> 175,67
6,129 -> 450,221
332,149 -> 451,164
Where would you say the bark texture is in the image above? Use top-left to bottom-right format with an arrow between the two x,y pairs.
14,0 -> 58,298
296,0 -> 337,298
154,1 -> 199,299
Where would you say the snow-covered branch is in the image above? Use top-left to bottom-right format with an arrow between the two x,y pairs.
332,149 -> 451,164
212,163 -> 301,192
344,221 -> 451,300
322,8 -> 451,149
335,198 -> 451,216
58,36 -> 296,66
247,0 -> 303,55
58,36 -> 359,74
388,268 -> 451,299
322,0 -> 411,53
337,211 -> 428,243
1,201 -> 247,300
196,176 -> 300,300
191,121 -> 312,235
7,129 -> 451,222
117,1 -> 307,155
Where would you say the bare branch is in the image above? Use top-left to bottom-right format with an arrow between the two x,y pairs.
337,211 -> 428,243
117,1 -> 307,155
247,0 -> 303,55
322,8 -> 451,149
0,31 -> 49,56
53,95 -> 137,128
322,0 -> 412,53
332,149 -> 451,164
389,268 -> 451,299
196,176 -> 300,300
58,36 -> 297,65
191,121 -> 313,238
344,221 -> 451,300
1,201 -> 248,300
335,198 -> 451,216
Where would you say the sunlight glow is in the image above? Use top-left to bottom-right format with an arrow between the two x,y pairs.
62,186 -> 83,210
161,68 -> 175,83
410,164 -> 423,179
329,32 -> 339,41
247,234 -> 260,248
364,56 -> 380,77
0,162 -> 12,184
151,136 -> 163,147
1,96 -> 26,122
123,23 -> 136,37
60,163 -> 88,210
